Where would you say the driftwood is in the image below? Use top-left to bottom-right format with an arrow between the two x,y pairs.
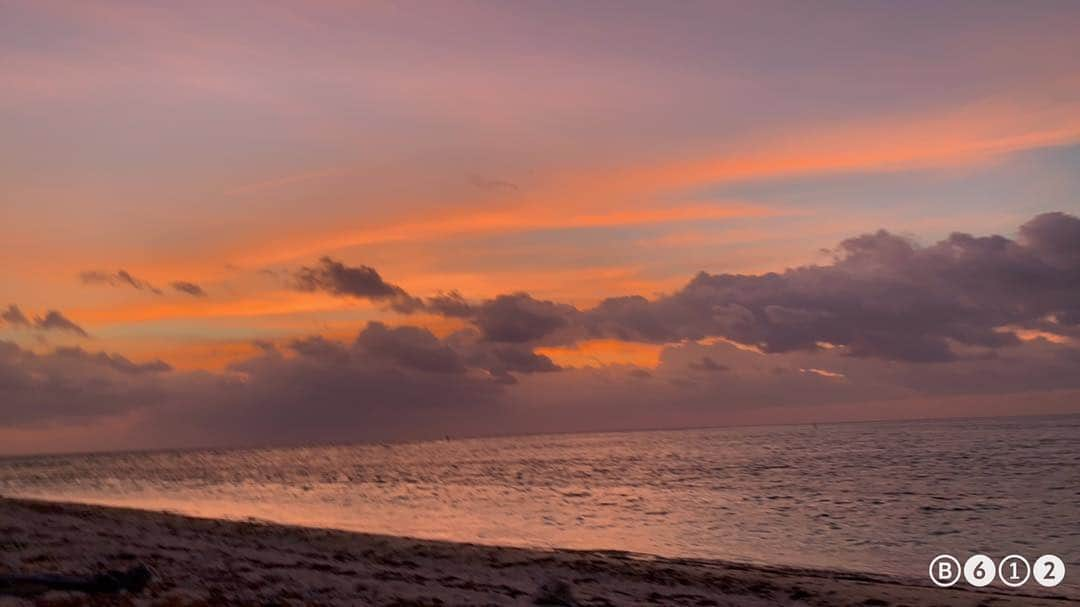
0,564 -> 152,597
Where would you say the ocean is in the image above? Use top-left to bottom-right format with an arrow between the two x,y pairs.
2,415 -> 1077,594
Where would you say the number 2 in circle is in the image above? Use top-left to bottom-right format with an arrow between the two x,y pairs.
1033,555 -> 1065,588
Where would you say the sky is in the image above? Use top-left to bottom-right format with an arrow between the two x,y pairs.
2,1 -> 1080,454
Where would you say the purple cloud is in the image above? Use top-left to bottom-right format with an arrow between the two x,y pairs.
1,304 -> 30,327
171,281 -> 207,297
294,257 -> 422,312
33,310 -> 89,337
80,270 -> 162,295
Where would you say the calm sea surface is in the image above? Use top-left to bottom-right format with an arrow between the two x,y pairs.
2,415 -> 1078,594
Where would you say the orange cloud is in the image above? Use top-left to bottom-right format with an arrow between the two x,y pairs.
234,202 -> 780,267
225,89 -> 1080,274
68,290 -> 358,325
579,95 -> 1080,200
130,339 -> 264,371
537,339 -> 665,369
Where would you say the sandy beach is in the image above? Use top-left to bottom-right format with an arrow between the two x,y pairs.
0,497 -> 1071,606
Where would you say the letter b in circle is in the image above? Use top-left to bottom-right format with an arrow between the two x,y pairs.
930,555 -> 961,587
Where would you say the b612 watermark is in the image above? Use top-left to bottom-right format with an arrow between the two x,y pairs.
929,554 -> 1065,588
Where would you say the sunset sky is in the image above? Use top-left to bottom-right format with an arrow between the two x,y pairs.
3,1 -> 1080,454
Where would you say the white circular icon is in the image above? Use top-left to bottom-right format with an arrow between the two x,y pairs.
998,554 -> 1031,588
1032,554 -> 1065,588
929,554 -> 962,587
963,554 -> 996,587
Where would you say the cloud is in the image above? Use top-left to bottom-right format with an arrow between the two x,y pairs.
0,341 -> 168,426
51,347 -> 171,374
3,320 -> 1079,448
1019,210 -> 1080,268
452,334 -> 561,384
482,345 -> 560,374
295,211 -> 1080,365
295,257 -> 403,298
353,322 -> 467,374
1,305 -> 30,326
0,329 -> 489,439
469,174 -> 519,193
294,257 -> 422,312
0,317 -> 569,440
3,305 -> 89,337
689,356 -> 728,372
580,211 -> 1080,362
170,281 -> 207,297
80,269 -> 162,294
149,328 -> 507,447
32,310 -> 89,337
4,212 -> 1080,451
80,271 -> 208,298
501,334 -> 1080,436
424,291 -> 474,318
472,293 -> 579,344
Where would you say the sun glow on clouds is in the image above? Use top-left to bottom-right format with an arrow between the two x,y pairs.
69,291 -> 362,325
537,340 -> 665,369
3,2 -> 1080,452
1001,327 -> 1073,345
234,203 -> 781,267
800,368 -> 846,380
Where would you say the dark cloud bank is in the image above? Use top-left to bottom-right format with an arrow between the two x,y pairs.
582,211 -> 1080,362
3,212 -> 1080,451
296,211 -> 1080,362
0,343 -> 169,426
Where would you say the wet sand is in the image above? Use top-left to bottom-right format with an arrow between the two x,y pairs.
0,497 -> 1073,606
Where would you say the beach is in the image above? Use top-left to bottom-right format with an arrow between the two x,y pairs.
0,498 -> 1072,606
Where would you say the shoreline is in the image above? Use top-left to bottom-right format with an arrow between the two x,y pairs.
0,497 -> 1074,606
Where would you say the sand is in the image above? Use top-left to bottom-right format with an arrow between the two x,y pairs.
0,497 -> 1073,606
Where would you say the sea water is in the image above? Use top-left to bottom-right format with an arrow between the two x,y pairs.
1,415 -> 1077,594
